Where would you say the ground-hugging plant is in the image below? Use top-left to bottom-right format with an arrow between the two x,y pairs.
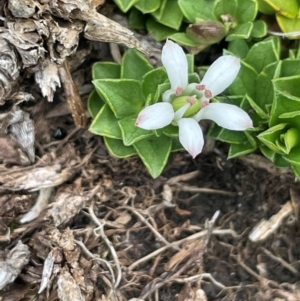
113,0 -> 267,51
88,41 -> 252,178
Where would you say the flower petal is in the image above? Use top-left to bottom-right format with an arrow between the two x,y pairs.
173,103 -> 190,122
200,55 -> 240,98
177,118 -> 204,158
162,89 -> 174,102
135,102 -> 174,130
194,103 -> 253,130
162,40 -> 188,91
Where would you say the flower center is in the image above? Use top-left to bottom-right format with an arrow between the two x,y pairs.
172,95 -> 201,117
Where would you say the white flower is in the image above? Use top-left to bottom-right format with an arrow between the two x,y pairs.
135,40 -> 253,158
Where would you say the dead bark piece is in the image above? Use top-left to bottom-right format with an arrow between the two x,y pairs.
0,240 -> 30,290
57,268 -> 83,301
38,249 -> 55,294
58,60 -> 86,127
0,136 -> 31,165
35,59 -> 61,102
0,38 -> 20,103
48,192 -> 86,227
10,109 -> 35,163
8,0 -> 37,18
0,165 -> 72,191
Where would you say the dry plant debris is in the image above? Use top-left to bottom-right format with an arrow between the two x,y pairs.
0,1 -> 300,300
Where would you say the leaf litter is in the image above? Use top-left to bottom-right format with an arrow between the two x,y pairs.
1,1 -> 300,301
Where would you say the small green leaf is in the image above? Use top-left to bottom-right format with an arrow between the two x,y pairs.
281,59 -> 300,77
235,0 -> 257,23
178,0 -> 215,22
163,124 -> 179,137
259,145 -> 290,168
186,54 -> 194,73
118,117 -> 154,146
92,79 -> 145,119
129,8 -> 146,29
135,0 -> 161,13
244,37 -> 280,73
142,68 -> 168,99
251,20 -> 267,38
104,137 -> 137,158
254,61 -> 281,114
88,90 -> 105,118
283,145 -> 300,166
146,18 -> 177,41
214,0 -> 237,20
89,104 -> 122,139
226,22 -> 253,41
228,39 -> 249,58
228,61 -> 257,96
228,139 -> 257,158
121,49 -> 153,80
113,0 -> 139,12
133,135 -> 172,178
265,0 -> 298,18
171,138 -> 184,152
169,33 -> 200,47
188,72 -> 200,83
92,62 -> 120,80
153,0 -> 183,30
291,164 -> 300,179
153,83 -> 170,103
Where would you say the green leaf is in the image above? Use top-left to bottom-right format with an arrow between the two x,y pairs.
121,49 -> 153,80
235,0 -> 257,23
171,137 -> 184,152
228,138 -> 257,158
188,72 -> 200,83
129,8 -> 146,29
226,22 -> 253,41
142,67 -> 168,99
113,0 -> 139,12
259,145 -> 290,168
163,124 -> 179,137
146,17 -> 177,41
283,145 -> 300,166
169,33 -> 200,47
178,0 -> 215,22
257,123 -> 289,154
228,61 -> 257,96
89,104 -> 122,139
208,123 -> 248,144
251,20 -> 267,38
291,164 -> 300,179
254,61 -> 281,115
186,54 -> 194,74
214,0 -> 237,20
153,83 -> 170,103
118,117 -> 154,146
92,79 -> 145,119
133,135 -> 172,178
281,59 -> 300,77
92,62 -> 120,80
270,76 -> 300,127
88,90 -> 105,118
244,37 -> 280,73
153,0 -> 183,30
135,0 -> 161,13
104,137 -> 137,158
228,39 -> 249,59
265,0 -> 299,18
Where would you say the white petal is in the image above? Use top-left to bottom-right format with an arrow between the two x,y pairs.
162,89 -> 174,102
200,55 -> 240,98
173,103 -> 190,122
162,40 -> 188,91
177,118 -> 204,158
194,103 -> 253,130
135,102 -> 174,130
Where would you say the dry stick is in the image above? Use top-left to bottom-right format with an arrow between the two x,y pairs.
129,228 -> 239,271
139,211 -> 220,300
75,239 -> 115,284
178,185 -> 237,196
261,247 -> 299,276
119,206 -> 180,251
88,203 -> 122,289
